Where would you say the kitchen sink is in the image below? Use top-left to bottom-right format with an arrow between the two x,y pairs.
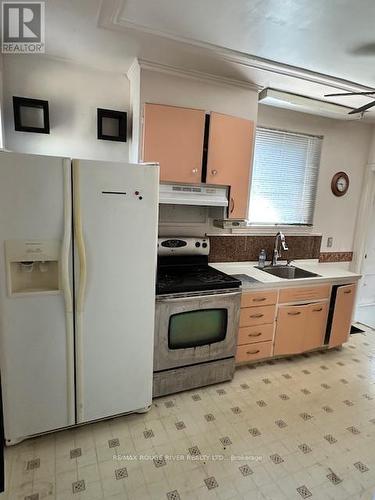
256,265 -> 320,279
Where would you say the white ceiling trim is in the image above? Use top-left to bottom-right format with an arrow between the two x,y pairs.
135,58 -> 262,91
99,0 -> 375,95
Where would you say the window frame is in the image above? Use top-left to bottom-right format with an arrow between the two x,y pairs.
245,126 -> 323,232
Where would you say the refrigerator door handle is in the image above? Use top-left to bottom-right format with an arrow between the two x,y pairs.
73,160 -> 87,314
62,160 -> 73,313
62,159 -> 75,425
72,159 -> 87,422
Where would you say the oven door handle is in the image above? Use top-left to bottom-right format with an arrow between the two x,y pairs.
156,291 -> 241,302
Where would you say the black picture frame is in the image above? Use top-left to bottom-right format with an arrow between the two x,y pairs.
13,96 -> 50,134
97,108 -> 127,142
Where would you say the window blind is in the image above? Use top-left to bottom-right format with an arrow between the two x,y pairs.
248,127 -> 322,225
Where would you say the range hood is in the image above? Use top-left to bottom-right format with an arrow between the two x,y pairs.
159,183 -> 228,207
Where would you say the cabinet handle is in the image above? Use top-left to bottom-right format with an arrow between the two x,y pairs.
247,349 -> 260,355
344,290 -> 352,294
288,311 -> 301,316
312,307 -> 323,312
192,168 -> 199,174
250,313 -> 264,318
253,297 -> 266,302
211,169 -> 218,176
248,332 -> 262,337
230,197 -> 235,214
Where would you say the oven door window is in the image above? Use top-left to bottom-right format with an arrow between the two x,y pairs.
168,308 -> 228,349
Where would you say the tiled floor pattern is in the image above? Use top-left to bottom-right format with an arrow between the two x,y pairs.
2,325 -> 375,500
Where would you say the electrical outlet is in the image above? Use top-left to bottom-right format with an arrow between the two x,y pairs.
327,237 -> 333,248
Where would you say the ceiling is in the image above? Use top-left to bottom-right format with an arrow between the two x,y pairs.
25,0 -> 375,119
115,0 -> 375,88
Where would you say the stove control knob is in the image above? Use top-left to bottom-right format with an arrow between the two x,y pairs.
202,243 -> 208,248
195,242 -> 201,248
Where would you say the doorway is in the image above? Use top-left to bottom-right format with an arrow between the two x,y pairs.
354,165 -> 375,328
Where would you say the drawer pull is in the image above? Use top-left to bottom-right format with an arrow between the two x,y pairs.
248,332 -> 262,337
344,290 -> 352,294
312,307 -> 323,312
288,311 -> 301,316
253,297 -> 266,302
250,313 -> 264,319
246,349 -> 260,355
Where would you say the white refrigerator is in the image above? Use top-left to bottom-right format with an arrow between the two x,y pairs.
0,152 -> 159,444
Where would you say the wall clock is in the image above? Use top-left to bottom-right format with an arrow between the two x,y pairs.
331,171 -> 349,197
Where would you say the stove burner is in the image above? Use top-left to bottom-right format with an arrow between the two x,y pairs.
156,262 -> 241,295
159,274 -> 183,285
193,272 -> 227,283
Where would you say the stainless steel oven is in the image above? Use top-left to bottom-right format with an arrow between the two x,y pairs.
154,289 -> 241,371
153,236 -> 242,397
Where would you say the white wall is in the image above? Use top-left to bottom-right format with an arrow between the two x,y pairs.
0,54 -> 4,149
3,55 -> 129,161
140,69 -> 258,119
257,105 -> 374,252
368,129 -> 375,165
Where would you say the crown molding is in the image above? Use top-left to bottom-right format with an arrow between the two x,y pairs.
97,0 -> 124,28
126,58 -> 140,81
135,58 -> 262,91
99,0 -> 375,95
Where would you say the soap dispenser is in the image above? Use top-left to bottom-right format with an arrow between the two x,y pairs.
258,249 -> 267,268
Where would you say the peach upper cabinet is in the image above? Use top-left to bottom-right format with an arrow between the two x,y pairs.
143,103 -> 206,183
206,113 -> 254,219
142,104 -> 254,219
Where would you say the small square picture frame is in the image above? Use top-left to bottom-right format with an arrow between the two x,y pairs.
13,96 -> 50,134
97,108 -> 127,142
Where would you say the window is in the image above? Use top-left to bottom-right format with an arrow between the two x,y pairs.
248,127 -> 322,225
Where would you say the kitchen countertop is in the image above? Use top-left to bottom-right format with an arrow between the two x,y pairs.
210,259 -> 361,290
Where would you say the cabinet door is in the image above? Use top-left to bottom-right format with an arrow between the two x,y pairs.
143,103 -> 205,183
274,305 -> 308,355
329,284 -> 356,348
206,112 -> 254,218
303,303 -> 328,352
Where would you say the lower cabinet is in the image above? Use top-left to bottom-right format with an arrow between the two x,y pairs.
274,302 -> 328,356
237,324 -> 274,345
329,284 -> 356,347
274,304 -> 308,355
304,302 -> 329,352
236,282 -> 357,365
236,290 -> 276,363
236,341 -> 273,363
239,305 -> 276,327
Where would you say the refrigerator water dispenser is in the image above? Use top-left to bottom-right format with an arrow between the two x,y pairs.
5,240 -> 60,296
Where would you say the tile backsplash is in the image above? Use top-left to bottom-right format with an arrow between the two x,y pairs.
208,235 -> 322,262
319,251 -> 353,263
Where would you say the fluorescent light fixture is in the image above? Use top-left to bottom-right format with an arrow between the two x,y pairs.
259,88 -> 354,119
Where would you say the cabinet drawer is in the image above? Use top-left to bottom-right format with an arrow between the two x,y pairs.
279,285 -> 330,303
236,341 -> 273,363
241,290 -> 277,308
240,305 -> 276,327
237,324 -> 274,345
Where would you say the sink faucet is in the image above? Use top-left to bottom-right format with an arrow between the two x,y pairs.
272,232 -> 288,266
